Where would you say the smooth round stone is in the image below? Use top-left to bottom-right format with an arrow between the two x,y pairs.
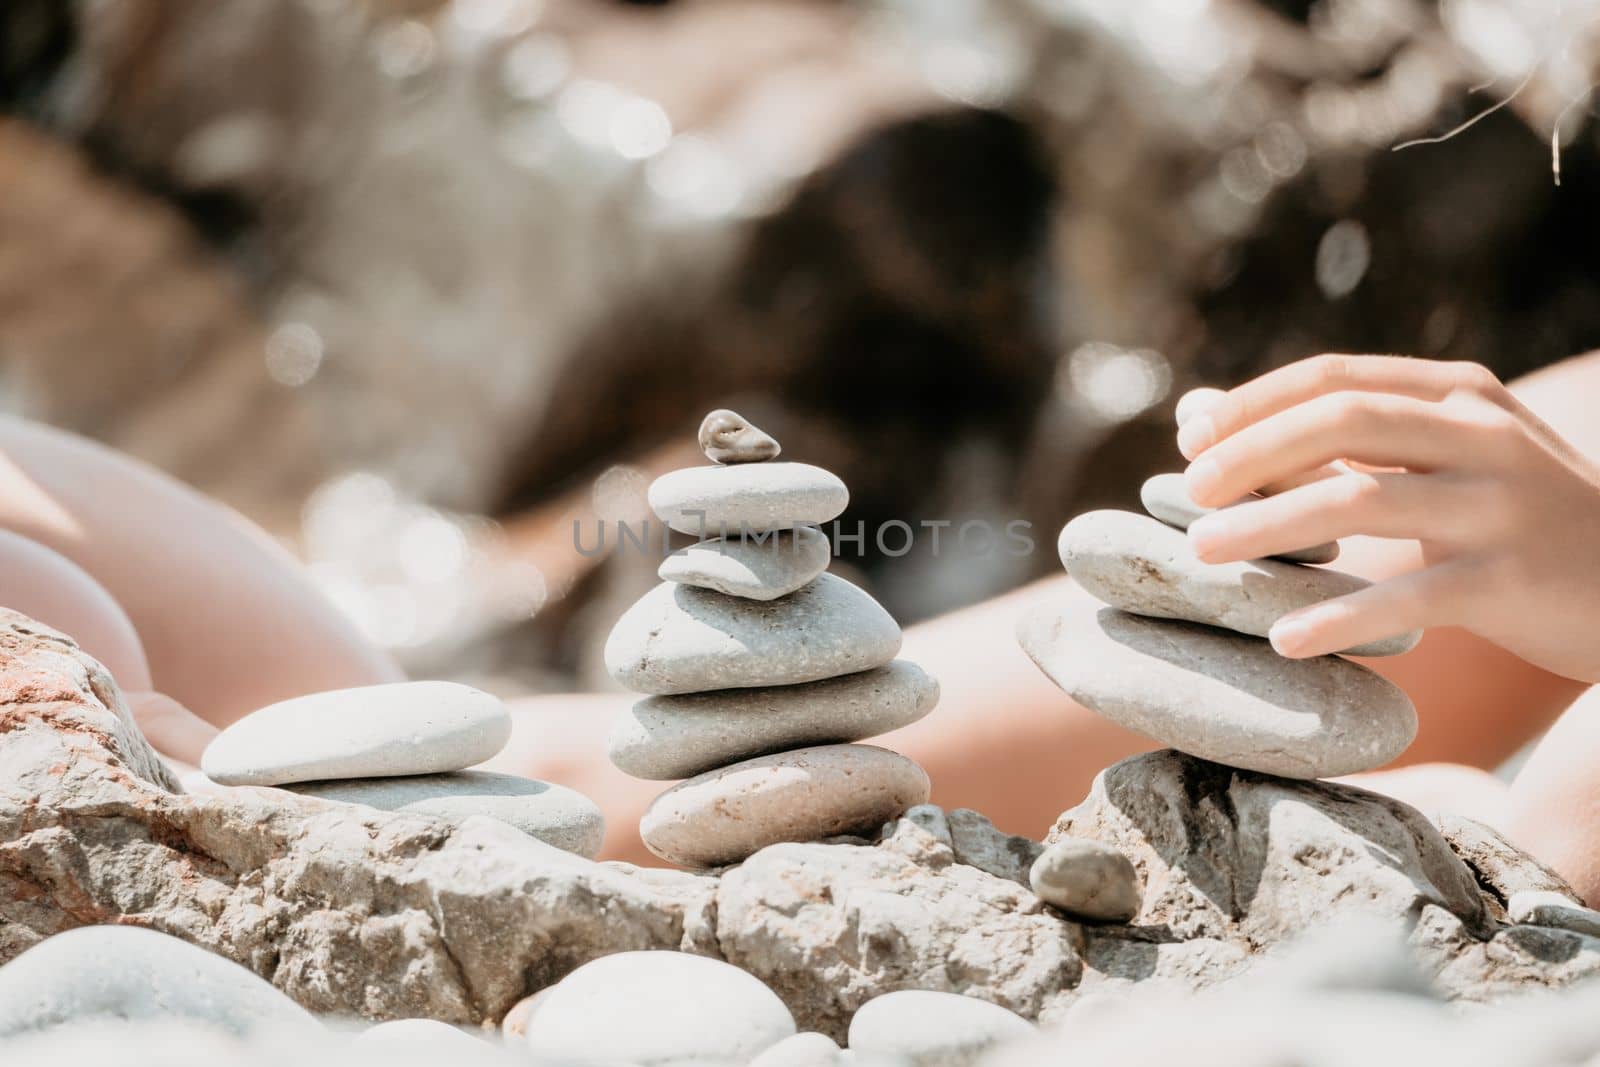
287,771 -> 605,857
1140,473 -> 1339,565
354,1019 -> 482,1047
523,951 -> 795,1064
749,1031 -> 845,1066
608,661 -> 939,780
658,528 -> 831,601
699,408 -> 782,464
202,681 -> 511,787
1018,603 -> 1417,778
0,926 -> 318,1038
640,745 -> 931,868
1029,838 -> 1141,923
648,462 -> 848,536
605,574 -> 901,696
847,991 -> 1034,1067
1059,510 -> 1419,657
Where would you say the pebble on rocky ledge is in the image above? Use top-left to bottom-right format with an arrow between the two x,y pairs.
1029,838 -> 1142,923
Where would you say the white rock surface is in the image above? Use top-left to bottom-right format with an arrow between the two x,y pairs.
287,771 -> 605,857
1139,473 -> 1338,565
522,951 -> 795,1065
202,681 -> 511,787
608,661 -> 938,780
649,462 -> 848,536
748,1031 -> 846,1066
0,926 -> 318,1038
640,745 -> 931,868
1017,603 -> 1417,778
1508,890 -> 1600,937
1029,838 -> 1141,923
605,574 -> 901,695
846,990 -> 1033,1066
1059,510 -> 1419,657
353,1019 -> 487,1049
658,528 -> 832,601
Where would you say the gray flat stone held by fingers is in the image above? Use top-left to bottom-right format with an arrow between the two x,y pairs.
658,527 -> 832,601
847,990 -> 1035,1067
1029,838 -> 1142,923
1140,473 -> 1340,565
523,950 -> 796,1064
648,462 -> 848,535
1017,604 -> 1417,778
286,771 -> 606,857
609,661 -> 939,780
699,408 -> 783,464
640,744 -> 931,868
201,681 -> 511,786
1060,510 -> 1419,657
605,573 -> 902,695
0,926 -> 319,1038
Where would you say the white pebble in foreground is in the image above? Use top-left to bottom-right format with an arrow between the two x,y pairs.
201,681 -> 511,787
659,528 -> 832,601
748,1031 -> 844,1066
605,574 -> 901,695
847,990 -> 1034,1067
0,926 -> 318,1038
1017,604 -> 1416,779
649,462 -> 848,535
1029,838 -> 1142,923
640,745 -> 931,868
287,771 -> 605,858
523,951 -> 795,1065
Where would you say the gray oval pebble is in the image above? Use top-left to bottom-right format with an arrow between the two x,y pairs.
1029,838 -> 1141,923
1060,510 -> 1419,657
1017,603 -> 1416,778
1140,473 -> 1339,565
201,681 -> 510,787
649,462 -> 848,536
608,661 -> 938,780
605,574 -> 901,696
286,771 -> 605,857
658,528 -> 832,601
847,990 -> 1034,1067
640,744 -> 931,868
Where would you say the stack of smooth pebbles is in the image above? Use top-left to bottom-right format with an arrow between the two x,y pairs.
604,410 -> 939,868
201,681 -> 605,856
1019,408 -> 1423,781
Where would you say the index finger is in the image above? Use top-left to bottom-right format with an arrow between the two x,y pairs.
1178,355 -> 1501,459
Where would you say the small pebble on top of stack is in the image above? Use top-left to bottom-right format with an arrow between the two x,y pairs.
605,409 -> 937,868
1019,396 -> 1422,781
201,680 -> 605,857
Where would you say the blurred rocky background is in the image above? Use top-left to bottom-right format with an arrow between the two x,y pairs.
1,0 -> 1596,693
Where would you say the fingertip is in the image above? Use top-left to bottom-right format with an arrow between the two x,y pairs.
1186,516 -> 1230,563
1268,618 -> 1315,658
1183,456 -> 1224,506
1176,414 -> 1215,460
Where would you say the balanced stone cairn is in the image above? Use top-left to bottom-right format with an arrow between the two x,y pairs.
1019,458 -> 1423,783
201,680 -> 605,857
604,409 -> 938,868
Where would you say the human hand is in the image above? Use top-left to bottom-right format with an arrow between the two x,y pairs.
1174,354 -> 1600,682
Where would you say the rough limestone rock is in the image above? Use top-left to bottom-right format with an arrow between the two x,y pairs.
5,611 -> 1597,1040
1435,814 -> 1582,919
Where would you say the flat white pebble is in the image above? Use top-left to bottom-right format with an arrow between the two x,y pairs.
201,681 -> 511,787
658,528 -> 832,601
523,951 -> 795,1065
649,462 -> 848,535
847,990 -> 1034,1067
0,926 -> 318,1038
605,574 -> 901,695
748,1031 -> 845,1066
608,661 -> 938,780
287,771 -> 605,857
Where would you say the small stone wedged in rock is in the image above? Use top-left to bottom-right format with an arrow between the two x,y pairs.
639,744 -> 931,868
1018,603 -> 1416,779
605,574 -> 902,695
286,771 -> 605,857
1029,838 -> 1142,923
648,462 -> 848,536
658,527 -> 832,601
846,990 -> 1034,1066
699,408 -> 783,464
1059,509 -> 1417,657
608,661 -> 938,780
1140,472 -> 1339,565
1508,891 -> 1600,937
200,680 -> 512,786
522,950 -> 796,1064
